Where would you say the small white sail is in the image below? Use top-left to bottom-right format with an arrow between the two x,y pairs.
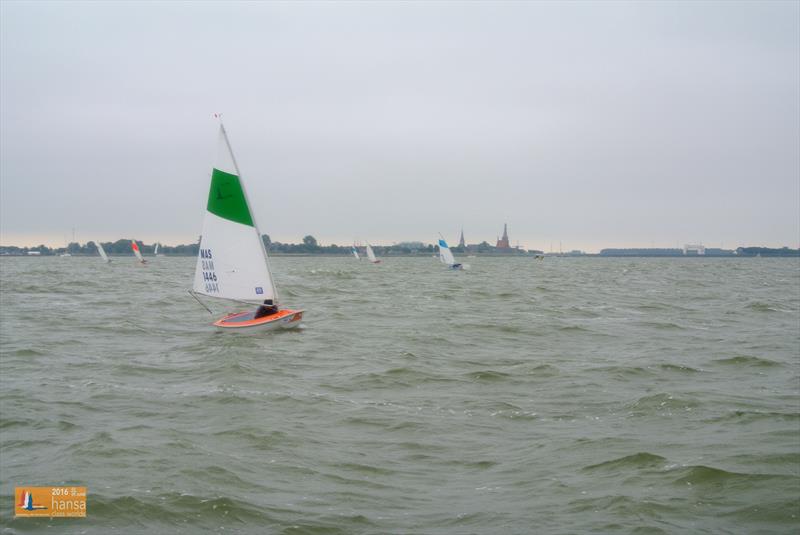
352,245 -> 360,260
60,229 -> 74,257
438,238 -> 457,266
154,243 -> 159,255
365,243 -> 379,263
192,123 -> 277,304
96,241 -> 110,263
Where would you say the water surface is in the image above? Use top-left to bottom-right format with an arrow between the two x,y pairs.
1,256 -> 798,533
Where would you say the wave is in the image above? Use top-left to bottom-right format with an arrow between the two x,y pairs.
658,363 -> 701,373
73,431 -> 152,459
340,367 -> 456,389
584,452 -> 668,472
0,417 -> 30,430
590,364 -> 701,378
636,320 -> 686,330
591,365 -> 653,378
440,459 -> 498,470
465,370 -> 513,382
484,402 -> 538,420
712,355 -> 781,367
181,465 -> 263,490
746,301 -> 788,313
334,462 -> 398,477
705,410 -> 800,424
670,464 -> 791,487
726,452 -> 800,468
635,302 -> 693,313
86,492 -> 277,527
721,499 -> 800,524
567,306 -> 602,318
627,393 -> 700,413
523,363 -> 560,377
111,362 -> 187,377
307,269 -> 357,279
566,493 -> 677,519
9,348 -> 46,357
558,325 -> 593,333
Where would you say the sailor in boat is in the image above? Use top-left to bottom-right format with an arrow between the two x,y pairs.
254,299 -> 278,319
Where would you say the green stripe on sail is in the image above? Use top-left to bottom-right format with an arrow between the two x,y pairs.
207,168 -> 254,227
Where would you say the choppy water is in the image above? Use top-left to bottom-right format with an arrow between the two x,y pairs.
1,256 -> 798,534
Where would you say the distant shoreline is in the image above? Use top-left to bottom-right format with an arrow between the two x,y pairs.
2,240 -> 798,258
2,252 -> 798,258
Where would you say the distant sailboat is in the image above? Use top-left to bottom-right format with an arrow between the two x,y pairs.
365,242 -> 381,264
189,119 -> 303,330
131,240 -> 147,264
154,243 -> 164,257
438,237 -> 463,270
60,228 -> 74,257
352,244 -> 360,260
95,241 -> 111,263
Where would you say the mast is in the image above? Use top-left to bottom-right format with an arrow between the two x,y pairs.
217,120 -> 280,305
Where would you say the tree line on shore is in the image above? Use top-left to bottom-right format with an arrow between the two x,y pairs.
0,235 -> 533,256
1,238 -> 796,257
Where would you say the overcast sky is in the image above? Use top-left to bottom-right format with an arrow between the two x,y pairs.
1,0 -> 798,252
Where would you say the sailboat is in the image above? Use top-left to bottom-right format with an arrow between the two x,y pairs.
189,120 -> 303,330
60,228 -> 74,257
131,240 -> 147,264
365,242 -> 381,264
438,237 -> 463,270
351,244 -> 360,260
95,241 -> 111,263
154,243 -> 164,257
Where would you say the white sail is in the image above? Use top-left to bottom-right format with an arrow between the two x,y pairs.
96,241 -> 110,263
438,238 -> 456,266
192,123 -> 277,304
365,243 -> 378,263
154,243 -> 159,255
352,245 -> 360,260
131,240 -> 145,263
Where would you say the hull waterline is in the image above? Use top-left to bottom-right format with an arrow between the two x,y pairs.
213,308 -> 304,330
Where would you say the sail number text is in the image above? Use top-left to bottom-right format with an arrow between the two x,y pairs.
200,249 -> 219,293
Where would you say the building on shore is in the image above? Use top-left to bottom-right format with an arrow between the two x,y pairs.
683,244 -> 706,255
458,228 -> 465,248
496,223 -> 511,249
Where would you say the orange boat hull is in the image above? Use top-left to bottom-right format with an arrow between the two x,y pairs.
213,308 -> 304,330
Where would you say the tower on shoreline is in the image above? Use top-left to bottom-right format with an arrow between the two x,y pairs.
496,223 -> 510,249
458,228 -> 465,248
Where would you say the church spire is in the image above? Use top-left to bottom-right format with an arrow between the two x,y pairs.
458,228 -> 465,248
496,223 -> 510,249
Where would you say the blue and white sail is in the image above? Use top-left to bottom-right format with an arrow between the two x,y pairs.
352,245 -> 360,260
438,238 -> 460,268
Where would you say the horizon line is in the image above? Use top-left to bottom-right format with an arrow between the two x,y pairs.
2,237 -> 798,256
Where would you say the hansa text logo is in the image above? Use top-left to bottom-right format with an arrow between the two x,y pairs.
15,487 -> 86,517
